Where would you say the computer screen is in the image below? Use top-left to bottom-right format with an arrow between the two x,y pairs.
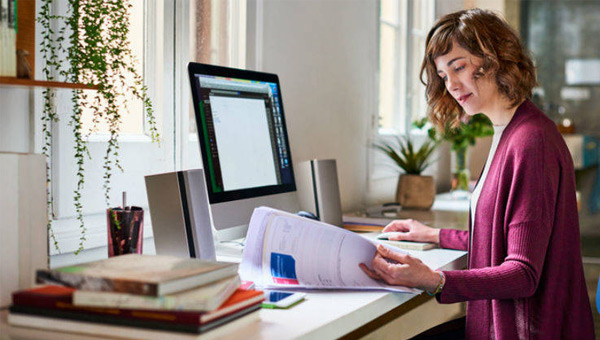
188,63 -> 299,239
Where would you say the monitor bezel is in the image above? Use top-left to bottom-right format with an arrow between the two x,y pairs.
188,62 -> 297,204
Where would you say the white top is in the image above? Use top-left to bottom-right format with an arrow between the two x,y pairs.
470,124 -> 507,247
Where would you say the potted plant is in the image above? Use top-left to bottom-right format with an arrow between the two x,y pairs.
415,114 -> 493,196
374,135 -> 438,209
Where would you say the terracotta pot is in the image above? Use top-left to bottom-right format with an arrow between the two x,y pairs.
396,174 -> 435,210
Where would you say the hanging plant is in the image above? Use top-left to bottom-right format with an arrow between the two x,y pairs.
39,0 -> 65,252
38,0 -> 159,254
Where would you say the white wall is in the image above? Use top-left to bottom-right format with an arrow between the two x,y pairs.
0,89 -> 31,153
253,0 -> 378,212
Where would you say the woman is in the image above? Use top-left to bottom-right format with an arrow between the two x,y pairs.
360,8 -> 595,340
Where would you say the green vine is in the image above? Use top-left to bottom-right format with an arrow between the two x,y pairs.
38,0 -> 159,255
65,0 -> 88,254
38,0 -> 66,252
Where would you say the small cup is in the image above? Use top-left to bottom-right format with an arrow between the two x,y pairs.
107,206 -> 144,257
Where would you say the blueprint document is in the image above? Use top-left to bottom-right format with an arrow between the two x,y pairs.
239,207 -> 419,293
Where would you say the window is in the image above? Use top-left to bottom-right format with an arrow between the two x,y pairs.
378,0 -> 434,135
48,0 -> 247,255
195,0 -> 247,68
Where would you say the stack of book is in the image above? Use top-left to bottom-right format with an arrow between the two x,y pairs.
8,254 -> 264,338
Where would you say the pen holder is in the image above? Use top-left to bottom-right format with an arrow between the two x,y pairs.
107,206 -> 144,257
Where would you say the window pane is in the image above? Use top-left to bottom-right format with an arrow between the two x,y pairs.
381,0 -> 398,25
397,0 -> 408,133
377,0 -> 432,135
80,0 -> 147,136
413,0 -> 422,30
379,23 -> 397,132
410,35 -> 427,120
195,0 -> 245,67
409,0 -> 432,122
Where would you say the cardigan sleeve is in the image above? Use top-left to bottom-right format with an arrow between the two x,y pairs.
439,229 -> 469,251
438,221 -> 553,303
437,127 -> 559,303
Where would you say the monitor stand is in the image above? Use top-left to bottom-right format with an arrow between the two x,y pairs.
209,191 -> 300,242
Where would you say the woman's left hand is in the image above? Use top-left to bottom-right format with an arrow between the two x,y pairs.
359,244 -> 441,292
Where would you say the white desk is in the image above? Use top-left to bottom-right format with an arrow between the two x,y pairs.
1,236 -> 466,340
221,247 -> 467,340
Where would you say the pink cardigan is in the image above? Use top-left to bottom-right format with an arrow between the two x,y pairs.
438,100 -> 595,339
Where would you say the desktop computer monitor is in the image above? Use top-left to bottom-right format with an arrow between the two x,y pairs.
187,62 -> 300,240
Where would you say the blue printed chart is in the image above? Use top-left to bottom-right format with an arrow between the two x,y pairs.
270,253 -> 299,285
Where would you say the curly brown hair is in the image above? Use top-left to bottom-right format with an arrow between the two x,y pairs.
420,8 -> 536,128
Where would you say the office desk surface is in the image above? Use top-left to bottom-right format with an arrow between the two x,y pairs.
234,248 -> 467,340
1,244 -> 466,340
354,193 -> 470,231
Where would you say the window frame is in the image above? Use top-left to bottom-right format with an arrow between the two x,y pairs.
376,0 -> 434,137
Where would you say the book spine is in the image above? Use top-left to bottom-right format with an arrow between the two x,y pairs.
36,270 -> 160,297
200,294 -> 264,323
8,304 -> 260,339
74,291 -> 210,311
12,292 -> 72,308
8,307 -> 261,339
13,296 -> 204,325
9,305 -> 203,334
73,275 -> 240,311
13,287 -> 265,326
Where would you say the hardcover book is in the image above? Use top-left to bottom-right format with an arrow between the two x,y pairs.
73,275 -> 241,311
7,310 -> 261,340
10,285 -> 264,334
36,254 -> 238,296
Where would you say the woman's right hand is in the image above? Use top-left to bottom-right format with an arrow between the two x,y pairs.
382,219 -> 440,244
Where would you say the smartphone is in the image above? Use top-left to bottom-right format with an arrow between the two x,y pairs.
261,290 -> 306,309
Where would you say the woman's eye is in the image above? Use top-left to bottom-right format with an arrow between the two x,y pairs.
441,75 -> 448,82
456,66 -> 464,71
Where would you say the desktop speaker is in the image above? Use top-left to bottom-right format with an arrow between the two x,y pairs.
296,159 -> 343,227
145,169 -> 216,260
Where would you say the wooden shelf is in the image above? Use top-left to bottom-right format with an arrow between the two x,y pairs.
1,1 -> 97,91
0,77 -> 98,90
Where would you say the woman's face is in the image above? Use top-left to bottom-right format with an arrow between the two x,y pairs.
434,42 -> 499,117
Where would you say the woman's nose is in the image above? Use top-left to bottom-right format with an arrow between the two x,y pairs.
447,75 -> 460,91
